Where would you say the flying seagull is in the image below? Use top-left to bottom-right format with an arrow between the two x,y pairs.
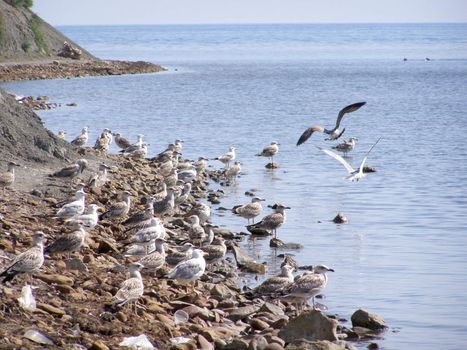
317,137 -> 381,182
296,102 -> 366,145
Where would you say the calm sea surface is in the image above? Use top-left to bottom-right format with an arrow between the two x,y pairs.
3,23 -> 467,349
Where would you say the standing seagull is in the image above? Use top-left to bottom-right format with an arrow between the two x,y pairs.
55,189 -> 86,220
233,197 -> 265,224
225,161 -> 241,184
66,204 -> 100,229
256,141 -> 280,164
249,203 -> 290,238
100,191 -> 131,221
281,264 -> 334,311
317,137 -> 381,182
296,102 -> 366,145
214,147 -> 236,168
253,264 -> 294,296
0,162 -> 20,193
168,249 -> 208,294
0,231 -> 46,283
45,221 -> 87,259
71,127 -> 89,147
113,132 -> 132,150
113,262 -> 144,314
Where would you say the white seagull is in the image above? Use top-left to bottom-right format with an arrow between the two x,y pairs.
317,137 -> 381,182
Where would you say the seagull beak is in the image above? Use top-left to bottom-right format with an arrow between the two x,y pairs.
328,268 -> 335,272
202,252 -> 209,257
285,206 -> 291,209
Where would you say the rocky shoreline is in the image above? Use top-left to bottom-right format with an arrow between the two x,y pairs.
0,136 -> 387,350
0,60 -> 167,82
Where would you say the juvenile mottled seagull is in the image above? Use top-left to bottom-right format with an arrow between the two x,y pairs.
214,147 -> 236,168
253,264 -> 294,296
233,197 -> 265,224
94,128 -> 112,152
332,137 -> 357,155
256,141 -> 279,163
71,127 -> 89,147
87,163 -> 110,190
297,102 -> 366,145
57,130 -> 66,140
100,191 -> 131,221
113,132 -> 132,150
153,187 -> 175,217
120,134 -> 144,153
0,231 -> 46,283
130,218 -> 166,254
188,215 -> 206,246
0,162 -> 20,192
317,137 -> 381,182
225,161 -> 241,184
166,243 -> 194,266
138,238 -> 166,274
249,203 -> 290,238
202,237 -> 227,265
55,189 -> 86,220
45,221 -> 86,258
124,144 -> 148,159
174,139 -> 184,153
281,264 -> 334,311
51,159 -> 88,179
113,262 -> 144,314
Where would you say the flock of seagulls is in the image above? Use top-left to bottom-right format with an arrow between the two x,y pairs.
1,101 -> 381,314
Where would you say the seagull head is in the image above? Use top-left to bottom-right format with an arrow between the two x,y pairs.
314,264 -> 334,273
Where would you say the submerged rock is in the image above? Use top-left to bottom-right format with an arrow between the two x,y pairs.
332,213 -> 348,224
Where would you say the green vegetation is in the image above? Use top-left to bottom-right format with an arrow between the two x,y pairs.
7,0 -> 34,9
28,14 -> 47,53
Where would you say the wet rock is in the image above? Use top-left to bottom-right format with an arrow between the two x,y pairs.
332,213 -> 348,224
367,343 -> 379,350
270,238 -> 303,249
285,340 -> 346,350
350,309 -> 386,331
231,243 -> 267,274
362,166 -> 376,173
278,310 -> 338,343
265,162 -> 280,169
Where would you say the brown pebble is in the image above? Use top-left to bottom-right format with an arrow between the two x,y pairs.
116,311 -> 128,322
250,318 -> 270,331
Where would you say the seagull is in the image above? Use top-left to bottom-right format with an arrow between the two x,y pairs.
296,102 -> 366,145
194,157 -> 208,172
0,162 -> 20,192
153,187 -> 175,217
123,206 -> 155,234
225,161 -> 241,184
167,249 -> 208,294
188,215 -> 206,246
175,183 -> 192,213
281,264 -> 334,311
120,134 -> 144,154
45,221 -> 87,259
253,264 -> 294,296
129,218 -> 166,254
202,237 -> 227,265
113,262 -> 144,314
51,159 -> 88,179
113,132 -> 132,150
66,204 -> 100,229
166,243 -> 194,266
0,231 -> 46,283
256,141 -> 279,163
71,127 -> 89,147
174,139 -> 184,153
87,163 -> 110,191
332,137 -> 357,155
249,203 -> 290,238
124,144 -> 148,159
55,189 -> 86,220
57,131 -> 66,140
178,166 -> 197,183
317,137 -> 381,182
100,191 -> 131,221
138,238 -> 166,274
188,203 -> 211,224
233,197 -> 265,224
214,147 -> 236,168
94,128 -> 112,152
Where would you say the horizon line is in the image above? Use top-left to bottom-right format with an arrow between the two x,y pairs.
53,21 -> 467,27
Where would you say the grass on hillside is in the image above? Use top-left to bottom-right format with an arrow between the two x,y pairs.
28,14 -> 48,54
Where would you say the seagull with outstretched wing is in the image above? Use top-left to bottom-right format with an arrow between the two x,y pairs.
297,102 -> 366,145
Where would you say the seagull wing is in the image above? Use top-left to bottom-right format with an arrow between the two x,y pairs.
296,125 -> 325,146
358,137 -> 382,173
317,147 -> 355,173
334,102 -> 366,129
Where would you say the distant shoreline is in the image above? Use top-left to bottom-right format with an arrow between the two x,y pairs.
0,59 -> 166,82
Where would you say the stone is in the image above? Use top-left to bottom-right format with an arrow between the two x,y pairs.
224,338 -> 250,350
264,344 -> 285,350
285,340 -> 346,350
211,284 -> 235,298
231,243 -> 267,274
332,213 -> 348,224
248,336 -> 268,350
36,273 -> 74,285
227,305 -> 260,321
265,162 -> 280,169
260,302 -> 285,316
250,318 -> 270,331
350,309 -> 386,331
197,334 -> 214,350
278,310 -> 338,343
269,238 -> 303,249
37,303 -> 65,316
89,340 -> 109,350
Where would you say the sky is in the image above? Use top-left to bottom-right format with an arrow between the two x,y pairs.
33,0 -> 467,26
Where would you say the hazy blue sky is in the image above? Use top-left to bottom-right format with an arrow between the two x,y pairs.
33,0 -> 467,26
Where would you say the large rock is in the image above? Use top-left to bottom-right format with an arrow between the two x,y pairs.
350,309 -> 386,331
285,340 -> 346,350
231,243 -> 267,274
278,310 -> 338,343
